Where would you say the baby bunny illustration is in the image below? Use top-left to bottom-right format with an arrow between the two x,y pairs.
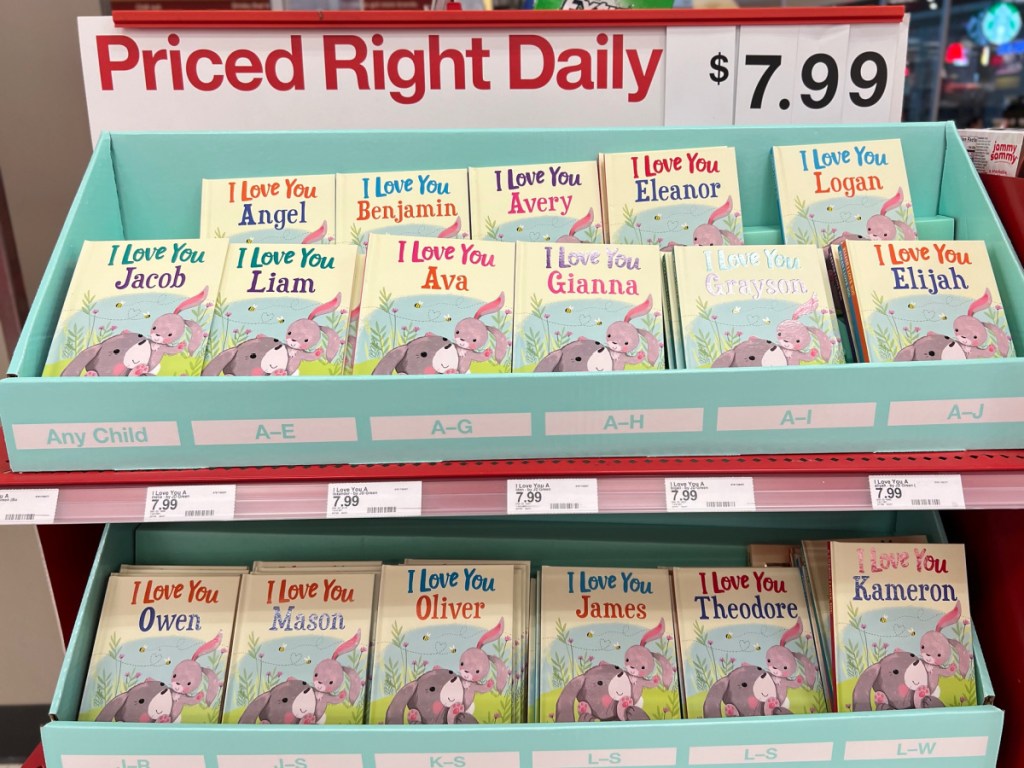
765,619 -> 816,709
312,630 -> 364,724
692,197 -> 742,246
302,220 -> 328,245
917,601 -> 972,702
61,331 -> 152,377
556,208 -> 596,243
866,188 -> 917,240
623,618 -> 675,708
168,631 -> 223,722
894,289 -> 1010,361
775,295 -> 834,365
284,293 -> 344,374
438,216 -> 463,239
457,618 -> 511,714
606,294 -> 661,369
454,293 -> 510,373
146,286 -> 210,375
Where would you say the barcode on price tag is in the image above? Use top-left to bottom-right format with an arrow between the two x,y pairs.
145,485 -> 236,522
327,482 -> 422,518
0,489 -> 59,524
869,474 -> 965,510
665,477 -> 756,512
507,479 -> 598,515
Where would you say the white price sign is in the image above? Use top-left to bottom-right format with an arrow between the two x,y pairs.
327,482 -> 422,518
507,479 -> 599,515
665,477 -> 756,512
0,489 -> 59,524
869,474 -> 965,510
145,485 -> 236,522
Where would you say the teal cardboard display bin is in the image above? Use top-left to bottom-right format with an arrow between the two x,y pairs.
5,123 -> 1024,472
44,512 -> 1002,767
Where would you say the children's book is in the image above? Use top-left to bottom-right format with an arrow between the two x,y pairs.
79,573 -> 241,723
837,239 -> 1013,362
773,139 -> 917,248
513,242 -> 665,372
469,161 -> 603,244
830,542 -> 975,711
538,566 -> 680,723
368,564 -> 518,724
200,174 -> 336,245
222,571 -> 376,725
353,234 -> 515,375
600,147 -> 744,248
44,239 -> 228,377
674,567 -> 827,718
674,244 -> 844,368
202,243 -> 357,376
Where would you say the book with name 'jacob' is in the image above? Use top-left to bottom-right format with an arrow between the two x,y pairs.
201,174 -> 336,245
44,239 -> 228,377
79,573 -> 241,723
830,542 -> 976,712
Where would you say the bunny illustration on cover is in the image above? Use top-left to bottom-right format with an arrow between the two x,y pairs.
692,198 -> 743,247
454,294 -> 510,374
284,293 -> 345,374
915,601 -> 973,702
312,631 -> 365,723
765,619 -> 816,709
866,188 -> 918,240
458,618 -> 511,714
894,289 -> 1012,361
605,295 -> 662,370
624,619 -> 676,707
556,209 -> 597,243
143,287 -> 210,375
167,631 -> 224,722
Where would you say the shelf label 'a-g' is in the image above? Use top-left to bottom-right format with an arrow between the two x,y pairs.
545,408 -> 703,436
370,413 -> 531,440
716,403 -> 876,431
192,417 -> 357,445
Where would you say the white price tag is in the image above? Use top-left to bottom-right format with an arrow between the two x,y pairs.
145,485 -> 236,522
507,479 -> 598,515
327,482 -> 422,518
0,489 -> 59,524
664,26 -> 739,126
665,477 -> 756,512
869,474 -> 965,510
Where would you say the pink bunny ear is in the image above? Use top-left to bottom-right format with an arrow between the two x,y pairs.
792,294 -> 818,320
879,188 -> 904,217
333,629 -> 362,660
192,630 -> 222,661
707,196 -> 733,224
477,617 -> 505,649
474,292 -> 505,320
935,601 -> 962,631
624,294 -> 653,323
302,220 -> 328,244
640,617 -> 665,647
569,208 -> 595,237
309,292 -> 343,320
174,286 -> 209,315
438,216 -> 462,238
779,618 -> 803,647
967,289 -> 992,317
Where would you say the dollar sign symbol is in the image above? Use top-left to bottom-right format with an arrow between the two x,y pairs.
709,52 -> 729,85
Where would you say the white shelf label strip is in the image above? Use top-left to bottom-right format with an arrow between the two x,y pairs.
327,482 -> 423,518
144,485 -> 236,522
665,477 -> 756,512
0,488 -> 59,524
507,479 -> 599,515
868,474 -> 965,510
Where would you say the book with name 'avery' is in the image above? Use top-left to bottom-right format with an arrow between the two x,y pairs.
513,242 -> 665,372
202,244 -> 357,376
79,573 -> 241,723
539,566 -> 680,722
44,239 -> 228,377
674,567 -> 827,718
201,174 -> 336,245
222,571 -> 376,725
830,542 -> 976,711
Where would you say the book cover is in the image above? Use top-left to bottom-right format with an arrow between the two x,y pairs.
222,571 -> 376,725
368,564 -> 518,724
513,242 -> 665,372
958,129 -> 1024,178
601,147 -> 743,248
773,140 -> 917,248
830,542 -> 976,711
353,234 -> 515,375
200,174 -> 336,245
539,566 -> 680,723
675,244 -> 843,368
44,239 -> 228,377
202,243 -> 357,376
840,240 -> 1013,363
674,567 -> 826,718
469,161 -> 603,244
78,573 -> 241,723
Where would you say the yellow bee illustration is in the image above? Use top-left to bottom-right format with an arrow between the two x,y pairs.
565,307 -> 573,314
855,215 -> 863,221
115,302 -> 124,308
909,628 -> 917,637
940,314 -> 948,321
586,631 -> 594,638
762,317 -> 771,325
682,224 -> 690,231
826,205 -> 834,212
164,658 -> 172,666
414,302 -> 423,309
880,615 -> 888,624
139,645 -> 147,653
449,646 -> 457,654
444,315 -> 452,322
754,644 -> 761,651
143,313 -> 151,319
654,214 -> 662,221
245,238 -> 254,244
304,657 -> 312,665
543,235 -> 551,241
732,306 -> 741,314
595,319 -> 603,326
248,305 -> 257,312
422,633 -> 431,641
276,317 -> 285,324
612,642 -> 621,650
725,633 -> 733,640
907,303 -> 916,310
278,644 -> 287,652
516,226 -> 524,232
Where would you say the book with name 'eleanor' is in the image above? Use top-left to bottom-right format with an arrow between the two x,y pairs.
830,542 -> 976,712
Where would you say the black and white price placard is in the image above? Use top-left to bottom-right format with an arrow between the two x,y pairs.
327,482 -> 423,518
0,489 -> 59,524
869,474 -> 965,510
144,485 -> 236,522
507,479 -> 599,515
665,477 -> 757,512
